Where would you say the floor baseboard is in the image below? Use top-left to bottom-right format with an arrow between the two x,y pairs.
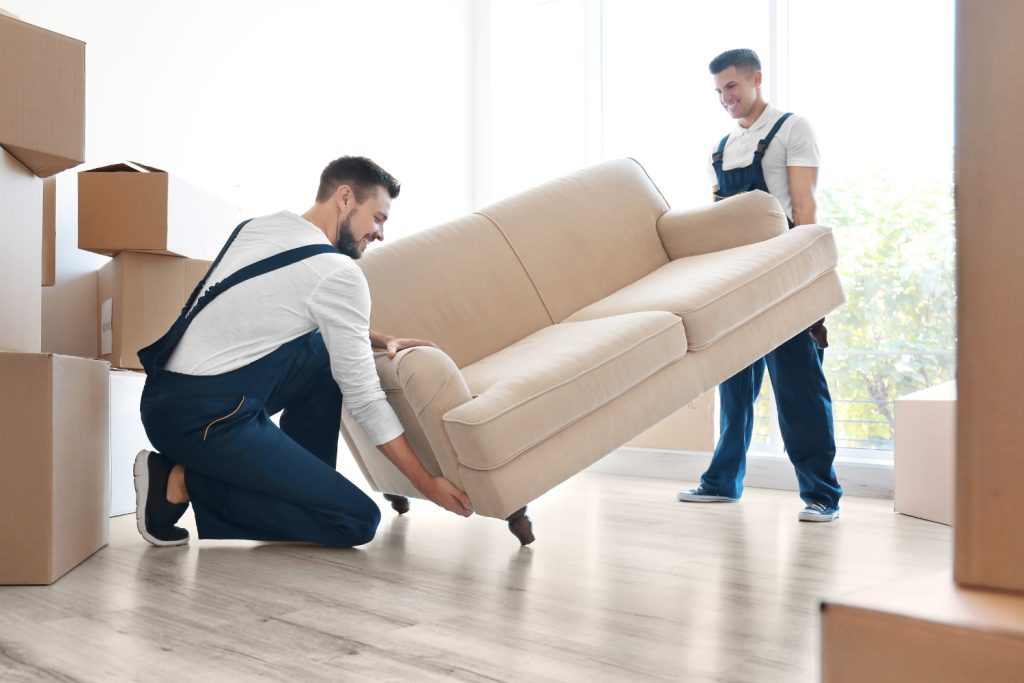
588,447 -> 894,499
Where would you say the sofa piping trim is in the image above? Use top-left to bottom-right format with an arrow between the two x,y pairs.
672,228 -> 836,315
687,268 -> 841,352
449,356 -> 684,472
568,229 -> 837,345
445,313 -> 682,427
576,226 -> 834,324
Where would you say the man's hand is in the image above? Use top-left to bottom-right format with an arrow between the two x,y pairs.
384,337 -> 438,359
369,329 -> 439,359
417,476 -> 473,517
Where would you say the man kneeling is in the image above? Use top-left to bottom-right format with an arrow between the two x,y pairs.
133,156 -> 471,548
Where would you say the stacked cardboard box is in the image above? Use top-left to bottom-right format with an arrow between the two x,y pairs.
0,13 -> 109,586
79,162 -> 241,370
74,163 -> 241,517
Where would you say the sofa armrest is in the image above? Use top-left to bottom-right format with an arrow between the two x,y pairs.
374,345 -> 473,487
656,190 -> 790,260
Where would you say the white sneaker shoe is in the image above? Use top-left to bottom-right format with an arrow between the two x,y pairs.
798,502 -> 840,522
676,485 -> 740,503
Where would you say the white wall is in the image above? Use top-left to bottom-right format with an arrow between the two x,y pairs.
4,0 -> 475,355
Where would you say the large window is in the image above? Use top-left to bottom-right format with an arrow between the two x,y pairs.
787,0 -> 956,453
478,0 -> 956,459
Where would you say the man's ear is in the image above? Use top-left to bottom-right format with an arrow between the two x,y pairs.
335,184 -> 354,210
753,70 -> 763,88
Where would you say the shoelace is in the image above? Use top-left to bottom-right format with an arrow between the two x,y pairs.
807,502 -> 828,512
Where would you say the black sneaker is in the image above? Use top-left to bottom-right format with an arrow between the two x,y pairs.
133,450 -> 190,546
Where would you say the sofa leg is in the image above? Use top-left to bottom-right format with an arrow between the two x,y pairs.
383,494 -> 410,515
506,506 -> 535,546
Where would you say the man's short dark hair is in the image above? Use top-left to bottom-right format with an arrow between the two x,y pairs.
316,156 -> 401,203
709,49 -> 762,75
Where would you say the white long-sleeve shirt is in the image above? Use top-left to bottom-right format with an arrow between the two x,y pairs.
165,211 -> 404,446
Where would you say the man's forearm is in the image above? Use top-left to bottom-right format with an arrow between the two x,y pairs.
791,201 -> 817,227
376,433 -> 432,490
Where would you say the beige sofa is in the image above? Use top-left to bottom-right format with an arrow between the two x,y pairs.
339,158 -> 844,543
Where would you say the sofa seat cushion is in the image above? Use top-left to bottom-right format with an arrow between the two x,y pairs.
563,224 -> 838,350
444,311 -> 685,471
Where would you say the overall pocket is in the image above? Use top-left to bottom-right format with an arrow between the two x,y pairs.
202,396 -> 247,441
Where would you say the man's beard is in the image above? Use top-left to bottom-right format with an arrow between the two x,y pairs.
335,214 -> 362,259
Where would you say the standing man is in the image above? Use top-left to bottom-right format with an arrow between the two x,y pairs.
676,49 -> 843,521
133,156 -> 472,548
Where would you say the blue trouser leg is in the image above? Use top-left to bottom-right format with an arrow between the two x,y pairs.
700,358 -> 767,498
765,331 -> 843,508
179,414 -> 380,547
142,335 -> 380,548
268,333 -> 343,469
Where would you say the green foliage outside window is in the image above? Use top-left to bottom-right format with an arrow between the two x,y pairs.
750,171 -> 956,452
821,171 -> 956,450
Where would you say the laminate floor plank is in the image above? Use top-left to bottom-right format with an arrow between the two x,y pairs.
0,471 -> 952,682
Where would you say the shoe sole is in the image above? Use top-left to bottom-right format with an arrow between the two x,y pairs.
133,450 -> 189,547
676,493 -> 740,503
798,510 -> 841,522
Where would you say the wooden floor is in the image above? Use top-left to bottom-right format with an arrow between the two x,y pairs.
0,470 -> 952,682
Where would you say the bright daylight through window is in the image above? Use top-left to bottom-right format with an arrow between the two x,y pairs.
481,0 -> 955,461
604,0 -> 955,460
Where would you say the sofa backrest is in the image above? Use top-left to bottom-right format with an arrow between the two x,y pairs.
358,214 -> 553,369
476,158 -> 671,322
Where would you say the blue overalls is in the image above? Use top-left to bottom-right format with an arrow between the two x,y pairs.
703,113 -> 842,507
138,221 -> 382,547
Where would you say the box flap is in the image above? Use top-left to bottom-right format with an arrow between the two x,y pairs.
85,161 -> 165,174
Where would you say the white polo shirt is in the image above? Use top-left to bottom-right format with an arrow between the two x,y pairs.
706,105 -> 820,220
165,211 -> 404,446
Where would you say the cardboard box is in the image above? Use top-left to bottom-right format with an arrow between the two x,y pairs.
0,13 -> 85,178
0,147 -> 42,352
894,381 -> 955,526
109,369 -> 152,516
955,0 -> 1024,593
41,270 -> 99,358
0,352 -> 110,585
626,390 -> 715,451
97,251 -> 210,370
78,161 -> 241,258
42,175 -> 55,285
821,572 -> 1024,682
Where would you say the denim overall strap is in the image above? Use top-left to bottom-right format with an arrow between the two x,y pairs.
184,244 -> 337,322
712,112 -> 794,201
138,218 -> 251,374
711,133 -> 731,178
138,240 -> 337,375
181,219 -> 253,318
753,112 -> 793,163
